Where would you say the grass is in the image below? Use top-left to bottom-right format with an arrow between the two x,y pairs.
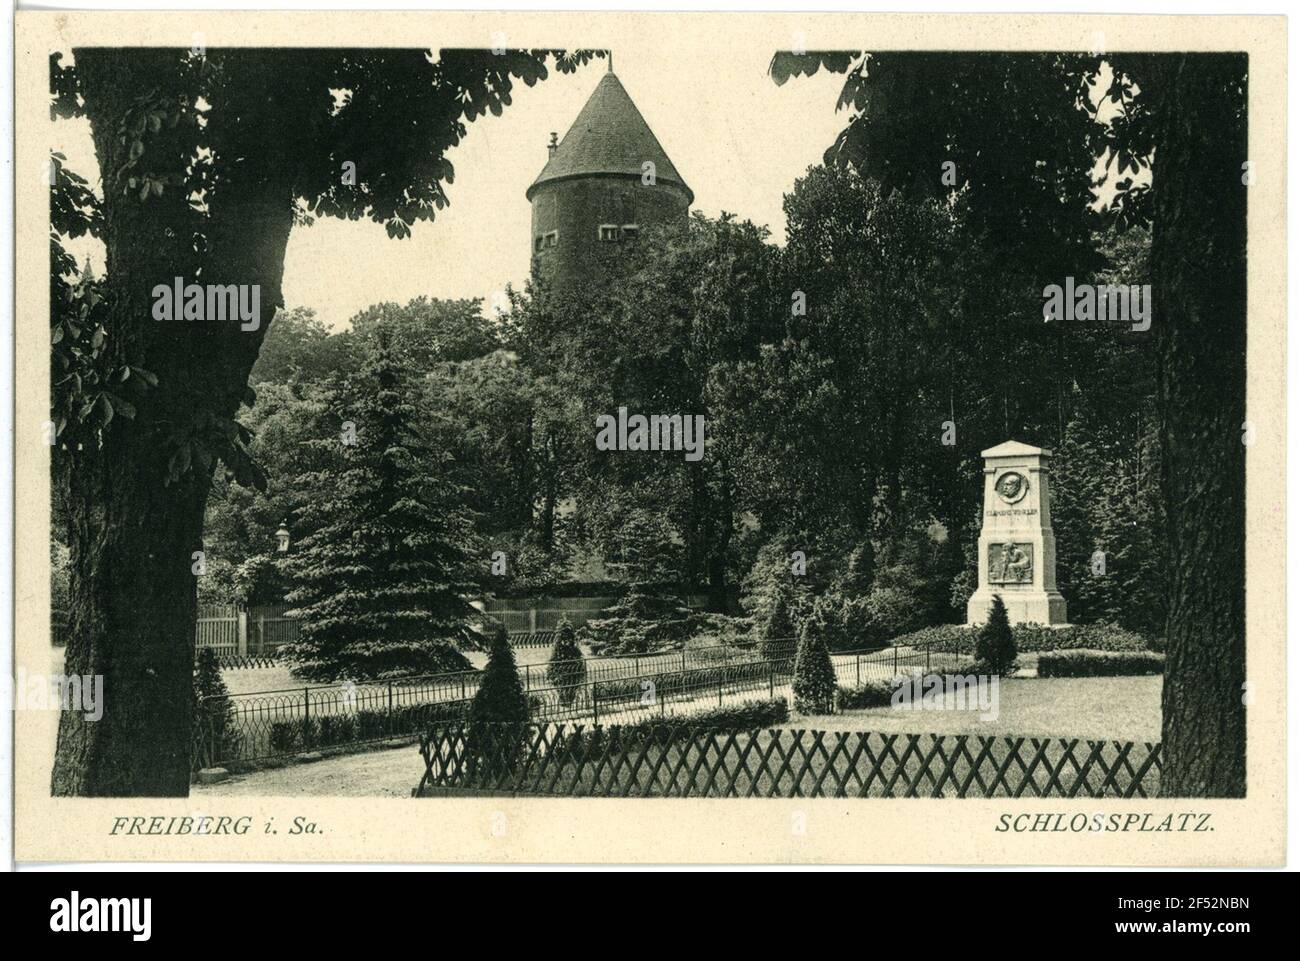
802,676 -> 1161,742
202,672 -> 1162,798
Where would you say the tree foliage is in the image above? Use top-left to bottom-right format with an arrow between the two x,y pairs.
792,618 -> 837,714
974,595 -> 1018,676
278,340 -> 480,681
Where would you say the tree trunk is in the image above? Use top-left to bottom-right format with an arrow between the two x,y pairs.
1150,54 -> 1248,797
53,49 -> 295,795
53,443 -> 211,795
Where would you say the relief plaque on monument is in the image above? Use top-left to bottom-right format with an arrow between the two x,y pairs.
988,542 -> 1034,584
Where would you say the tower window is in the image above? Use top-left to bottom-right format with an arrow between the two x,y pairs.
598,224 -> 621,242
534,235 -> 544,253
544,230 -> 558,248
621,224 -> 640,240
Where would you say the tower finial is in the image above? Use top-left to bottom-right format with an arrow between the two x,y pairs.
607,52 -> 613,73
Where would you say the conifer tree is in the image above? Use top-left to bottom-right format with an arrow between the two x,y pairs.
546,616 -> 587,707
192,646 -> 237,767
280,340 -> 480,681
792,618 -> 837,714
974,594 -> 1018,675
760,593 -> 796,661
466,624 -> 532,779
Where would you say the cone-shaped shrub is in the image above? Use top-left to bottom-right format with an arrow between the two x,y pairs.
792,618 -> 837,714
546,617 -> 587,707
192,647 -> 237,768
466,624 -> 531,780
760,593 -> 796,662
975,595 -> 1018,675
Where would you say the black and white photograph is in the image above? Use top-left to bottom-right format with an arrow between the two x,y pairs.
8,7 -> 1289,875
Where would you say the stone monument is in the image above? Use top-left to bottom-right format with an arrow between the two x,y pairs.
966,440 -> 1068,626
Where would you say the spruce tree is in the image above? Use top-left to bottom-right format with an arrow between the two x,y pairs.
975,595 -> 1018,675
546,617 -> 587,707
280,340 -> 480,681
466,624 -> 532,779
792,618 -> 837,714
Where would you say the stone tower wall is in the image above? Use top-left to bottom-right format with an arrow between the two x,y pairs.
529,175 -> 691,291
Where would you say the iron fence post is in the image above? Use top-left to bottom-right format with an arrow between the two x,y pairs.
592,682 -> 599,726
893,646 -> 898,674
926,646 -> 931,673
388,681 -> 394,734
769,665 -> 774,699
303,687 -> 310,743
856,655 -> 861,685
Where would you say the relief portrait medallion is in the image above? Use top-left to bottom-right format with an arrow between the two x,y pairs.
994,470 -> 1029,505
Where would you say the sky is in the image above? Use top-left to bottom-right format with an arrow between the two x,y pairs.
54,49 -> 847,331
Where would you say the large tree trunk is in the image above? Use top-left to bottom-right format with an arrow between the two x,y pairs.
53,49 -> 295,795
1150,54 -> 1248,797
54,439 -> 212,795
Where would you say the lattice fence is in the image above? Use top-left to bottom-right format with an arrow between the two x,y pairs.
415,723 -> 1162,799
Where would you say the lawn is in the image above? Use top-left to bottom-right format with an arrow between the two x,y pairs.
797,676 -> 1161,742
198,673 -> 1162,797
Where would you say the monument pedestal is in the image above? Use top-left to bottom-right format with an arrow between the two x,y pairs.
965,440 -> 1069,627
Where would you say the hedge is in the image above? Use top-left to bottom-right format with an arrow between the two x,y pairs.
266,699 -> 470,755
553,697 -> 790,756
592,660 -> 781,705
889,621 -> 1153,655
835,679 -> 895,710
1036,650 -> 1165,677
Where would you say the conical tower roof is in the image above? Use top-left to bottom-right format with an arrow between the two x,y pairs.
526,67 -> 693,203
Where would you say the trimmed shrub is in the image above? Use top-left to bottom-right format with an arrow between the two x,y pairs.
192,646 -> 239,766
268,718 -> 319,753
1037,650 -> 1165,677
560,697 -> 790,756
974,596 -> 1018,676
835,679 -> 895,710
888,620 -> 1152,656
269,721 -> 299,754
355,709 -> 390,740
546,617 -> 587,707
466,624 -> 531,778
592,660 -> 773,705
400,701 -> 467,733
792,620 -> 837,714
317,713 -> 357,747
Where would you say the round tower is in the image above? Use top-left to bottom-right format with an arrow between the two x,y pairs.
526,62 -> 693,292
